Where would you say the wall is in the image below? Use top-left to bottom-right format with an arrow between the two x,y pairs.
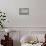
0,0 -> 46,27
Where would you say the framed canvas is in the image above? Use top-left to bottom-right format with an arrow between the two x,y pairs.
19,8 -> 29,15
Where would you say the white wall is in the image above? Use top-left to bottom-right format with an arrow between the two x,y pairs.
0,0 -> 46,27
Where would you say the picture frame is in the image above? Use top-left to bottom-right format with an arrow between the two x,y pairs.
19,8 -> 29,15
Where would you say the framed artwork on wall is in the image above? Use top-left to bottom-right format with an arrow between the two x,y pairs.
19,8 -> 29,15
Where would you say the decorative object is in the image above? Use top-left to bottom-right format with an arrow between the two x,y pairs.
19,8 -> 29,15
41,34 -> 46,46
5,29 -> 10,33
0,10 -> 6,28
1,32 -> 13,46
5,29 -> 10,36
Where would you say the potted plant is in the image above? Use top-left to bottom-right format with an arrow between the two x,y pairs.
0,10 -> 6,28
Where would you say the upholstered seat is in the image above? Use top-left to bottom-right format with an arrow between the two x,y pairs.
20,35 -> 37,43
